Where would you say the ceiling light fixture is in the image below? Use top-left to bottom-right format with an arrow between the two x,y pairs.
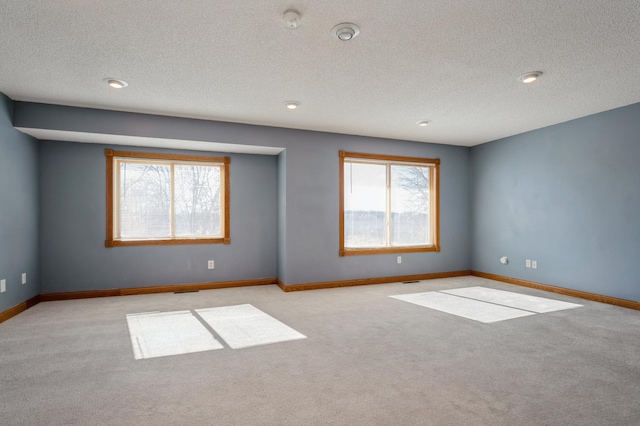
331,23 -> 360,41
285,101 -> 300,110
416,120 -> 431,127
283,10 -> 301,29
517,71 -> 543,84
104,78 -> 128,89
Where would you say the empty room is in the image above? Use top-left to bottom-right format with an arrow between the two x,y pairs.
1,1 -> 639,425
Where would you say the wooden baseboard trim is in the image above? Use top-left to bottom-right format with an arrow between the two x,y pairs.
277,270 -> 472,292
471,271 -> 640,311
0,295 -> 41,324
40,278 -> 277,302
9,270 -> 637,322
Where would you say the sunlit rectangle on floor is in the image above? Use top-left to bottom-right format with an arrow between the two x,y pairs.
196,304 -> 306,349
390,292 -> 535,323
126,310 -> 223,360
441,286 -> 582,313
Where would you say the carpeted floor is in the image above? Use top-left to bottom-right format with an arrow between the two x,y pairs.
1,276 -> 639,425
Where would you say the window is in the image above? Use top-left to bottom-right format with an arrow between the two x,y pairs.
339,151 -> 440,256
105,150 -> 230,247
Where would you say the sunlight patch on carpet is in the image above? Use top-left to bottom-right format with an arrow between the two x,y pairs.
390,286 -> 582,323
441,286 -> 582,313
196,304 -> 307,349
126,310 -> 223,360
390,292 -> 536,323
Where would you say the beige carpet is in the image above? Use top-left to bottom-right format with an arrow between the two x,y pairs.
1,276 -> 639,425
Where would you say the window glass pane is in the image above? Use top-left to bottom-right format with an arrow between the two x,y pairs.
174,165 -> 221,237
344,162 -> 387,248
390,165 -> 430,246
120,162 -> 171,239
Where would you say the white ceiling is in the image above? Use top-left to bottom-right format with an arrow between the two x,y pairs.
1,1 -> 639,147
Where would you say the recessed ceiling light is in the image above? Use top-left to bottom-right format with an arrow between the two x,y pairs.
285,101 -> 300,110
104,78 -> 128,89
416,120 -> 431,127
517,71 -> 543,84
331,23 -> 360,41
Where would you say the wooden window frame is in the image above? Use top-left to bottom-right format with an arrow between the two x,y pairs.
339,150 -> 440,256
105,149 -> 230,247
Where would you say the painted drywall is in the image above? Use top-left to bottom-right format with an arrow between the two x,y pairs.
38,141 -> 278,293
471,103 -> 640,301
17,102 -> 471,288
280,136 -> 470,284
6,97 -> 639,301
0,94 -> 39,312
277,150 -> 287,283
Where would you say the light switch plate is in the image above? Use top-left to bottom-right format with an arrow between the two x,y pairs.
22,273 -> 26,284
1,279 -> 6,293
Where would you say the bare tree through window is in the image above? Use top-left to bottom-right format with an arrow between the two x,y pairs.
105,150 -> 230,247
339,151 -> 439,256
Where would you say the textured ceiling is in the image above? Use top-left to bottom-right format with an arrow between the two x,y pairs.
1,1 -> 640,147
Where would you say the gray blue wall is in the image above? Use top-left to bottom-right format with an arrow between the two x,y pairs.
38,141 -> 278,294
280,136 -> 470,284
0,94 -> 39,312
3,95 -> 639,303
277,150 -> 287,283
471,103 -> 640,301
15,102 -> 472,292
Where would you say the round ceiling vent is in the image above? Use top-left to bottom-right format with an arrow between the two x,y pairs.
331,23 -> 360,41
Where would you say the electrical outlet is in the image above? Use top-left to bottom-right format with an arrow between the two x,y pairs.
1,279 -> 6,293
22,273 -> 27,284
208,260 -> 215,270
525,259 -> 531,268
532,260 -> 537,269
397,256 -> 402,264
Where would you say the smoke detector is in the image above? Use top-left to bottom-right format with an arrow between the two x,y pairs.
283,10 -> 301,29
331,23 -> 360,41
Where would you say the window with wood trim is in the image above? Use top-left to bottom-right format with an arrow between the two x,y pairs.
339,151 -> 440,256
105,150 -> 230,247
